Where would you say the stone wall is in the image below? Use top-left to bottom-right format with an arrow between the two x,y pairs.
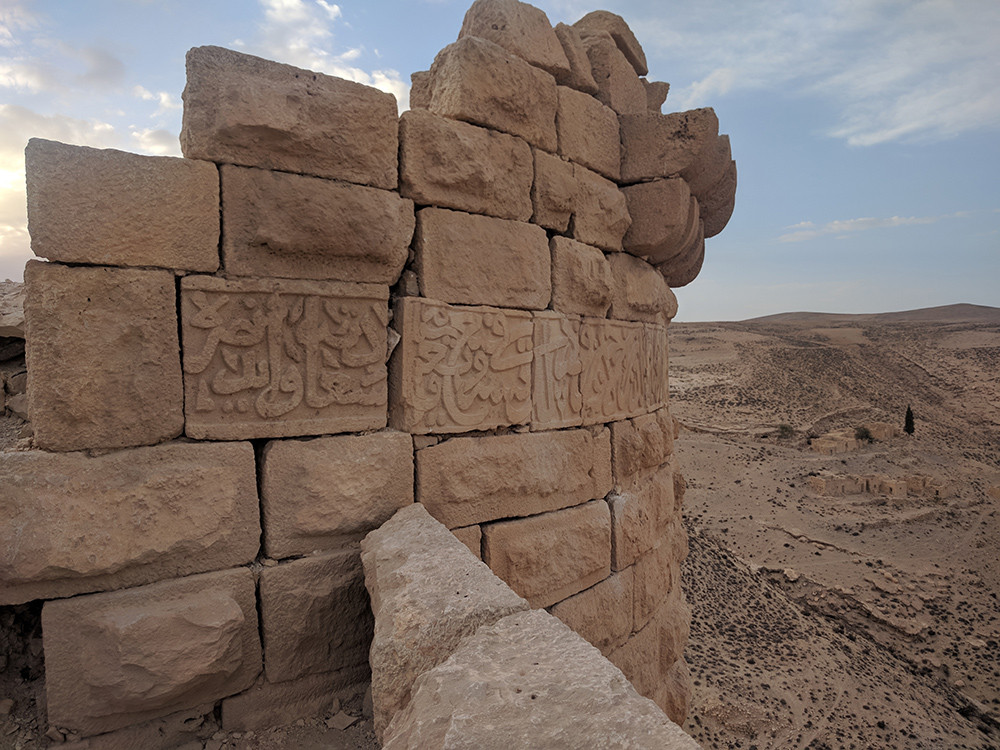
2,0 -> 736,745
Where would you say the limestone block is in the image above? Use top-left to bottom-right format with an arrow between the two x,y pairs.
399,109 -> 533,220
701,159 -> 737,238
459,0 -> 569,77
609,466 -> 675,570
550,236 -> 613,318
451,525 -> 482,559
220,165 -> 413,284
25,139 -> 219,272
410,70 -> 430,109
575,10 -> 648,77
644,324 -> 669,410
361,503 -> 530,740
572,163 -> 631,251
552,23 -> 599,94
261,431 -> 413,559
620,108 -> 720,184
658,590 -> 692,670
0,441 -> 258,605
643,79 -> 670,113
56,703 -> 216,750
579,31 -> 646,116
657,221 -> 705,288
621,177 -> 697,264
180,276 -> 388,440
181,46 -> 397,189
484,501 -> 611,609
532,312 -> 583,430
416,428 -> 611,528
259,551 -> 372,683
607,252 -> 675,325
531,149 -> 576,232
655,657 -> 693,726
556,86 -> 620,180
414,208 -> 550,309
579,318 -> 646,424
382,610 -> 699,750
549,568 -> 633,655
607,615 -> 659,697
43,568 -> 261,736
24,261 -> 183,452
682,133 -> 732,199
427,36 -> 558,152
611,408 -> 674,487
389,297 -> 532,435
0,280 -> 25,337
632,533 -> 686,632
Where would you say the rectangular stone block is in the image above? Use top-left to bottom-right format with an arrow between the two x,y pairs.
572,163 -> 631,251
609,465 -> 675,570
607,252 -> 676,325
417,428 -> 611,529
611,407 -> 674,488
550,236 -> 613,318
531,149 -> 576,232
220,165 -> 413,284
181,46 -> 398,188
579,317 -> 646,424
549,568 -> 632,656
261,431 -> 413,559
25,139 -> 219,272
619,108 -> 719,184
260,551 -> 373,684
555,86 -> 620,180
389,297 -> 532,434
43,568 -> 261,736
24,261 -> 183,452
531,312 -> 582,430
632,533 -> 683,633
181,276 -> 388,440
579,30 -> 646,115
451,525 -> 483,559
483,500 -> 612,609
400,109 -> 533,221
607,612 -> 659,698
414,208 -> 550,309
644,324 -> 669,410
0,441 -> 259,605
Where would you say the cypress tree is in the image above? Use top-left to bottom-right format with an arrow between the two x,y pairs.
904,405 -> 915,435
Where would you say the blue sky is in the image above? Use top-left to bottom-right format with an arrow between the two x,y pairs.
1,0 -> 997,321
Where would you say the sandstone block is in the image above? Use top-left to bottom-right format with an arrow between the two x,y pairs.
657,589 -> 692,670
572,163 -> 631,251
0,280 -> 25,337
622,178 -> 698,264
608,616 -> 660,698
657,221 -> 705,288
550,236 -> 613,318
483,500 -> 611,609
451,525 -> 483,559
632,533 -> 686,632
416,428 -> 611,528
220,165 -> 413,283
552,23 -> 599,94
620,108 -> 720,184
611,408 -> 674,487
579,318 -> 646,424
361,503 -> 530,739
609,466 -> 675,570
56,703 -> 216,750
549,568 -> 633,655
0,441 -> 258,605
644,324 -> 669,409
382,609 -> 699,749
579,31 -> 646,115
409,70 -> 431,109
25,139 -> 218,272
531,149 -> 576,232
427,36 -> 557,152
259,551 -> 372,683
701,159 -> 736,238
389,297 -> 532,434
261,431 -> 413,558
556,86 -> 620,180
459,0 -> 569,77
181,276 -> 388,440
575,11 -> 648,77
414,208 -> 550,308
400,109 -> 533,220
532,312 -> 583,430
43,569 -> 261,736
24,261 -> 183,452
607,252 -> 675,325
655,657 -> 693,725
181,46 -> 398,188
643,79 -> 670,112
682,133 -> 732,199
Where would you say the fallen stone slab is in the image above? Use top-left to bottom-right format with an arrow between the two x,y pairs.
459,0 -> 570,78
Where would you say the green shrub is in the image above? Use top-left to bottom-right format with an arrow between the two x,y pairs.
777,424 -> 795,439
854,426 -> 873,443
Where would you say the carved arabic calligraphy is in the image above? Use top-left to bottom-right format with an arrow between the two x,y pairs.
532,312 -> 583,429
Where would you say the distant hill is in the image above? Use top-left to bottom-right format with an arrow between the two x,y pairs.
743,303 -> 1000,325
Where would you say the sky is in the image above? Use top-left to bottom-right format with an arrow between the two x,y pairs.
1,0 -> 998,321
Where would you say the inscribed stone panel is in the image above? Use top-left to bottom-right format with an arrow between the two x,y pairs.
579,318 -> 645,424
644,324 -> 668,410
531,312 -> 582,430
181,276 -> 388,440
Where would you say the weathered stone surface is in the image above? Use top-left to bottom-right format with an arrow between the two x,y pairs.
417,428 -> 611,528
25,139 -> 219,272
181,276 -> 388,441
552,23 -> 599,94
389,297 -> 532,435
657,221 -> 705,288
414,208 -> 550,309
607,252 -> 675,325
459,0 -> 569,78
682,133 -> 732,199
575,10 -> 648,77
579,318 -> 646,424
220,165 -> 413,283
655,657 -> 693,726
24,261 -> 183,452
644,324 -> 669,410
622,178 -> 698,264
550,236 -> 613,318
0,441 -> 258,605
532,312 -> 582,430
531,149 -> 576,232
58,703 -> 216,750
427,36 -> 558,152
260,551 -> 372,683
579,31 -> 646,116
549,568 -> 633,655
400,109 -> 533,220
609,465 -> 675,570
701,159 -> 737,238
0,280 -> 25,337
409,70 -> 431,109
451,525 -> 482,559
643,79 -> 670,112
556,86 -> 620,180
573,163 -> 631,251
607,612 -> 659,697
383,609 -> 699,749
657,587 -> 692,669
611,408 -> 674,487
483,500 -> 611,608
632,531 -> 687,632
43,569 -> 261,736
361,503 -> 530,740
620,108 -> 719,184
181,46 -> 398,188
261,431 -> 413,558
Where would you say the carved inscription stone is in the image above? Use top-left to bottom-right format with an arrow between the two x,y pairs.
532,312 -> 582,430
579,318 -> 646,424
389,297 -> 532,435
645,324 -> 668,410
181,276 -> 388,440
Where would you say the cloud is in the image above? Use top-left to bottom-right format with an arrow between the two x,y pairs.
133,85 -> 181,115
0,2 -> 36,49
129,127 -> 180,156
778,212 -> 970,243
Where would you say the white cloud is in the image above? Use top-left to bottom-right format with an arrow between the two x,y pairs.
133,85 -> 181,115
0,2 -> 36,49
778,212 -> 970,243
129,127 -> 180,156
